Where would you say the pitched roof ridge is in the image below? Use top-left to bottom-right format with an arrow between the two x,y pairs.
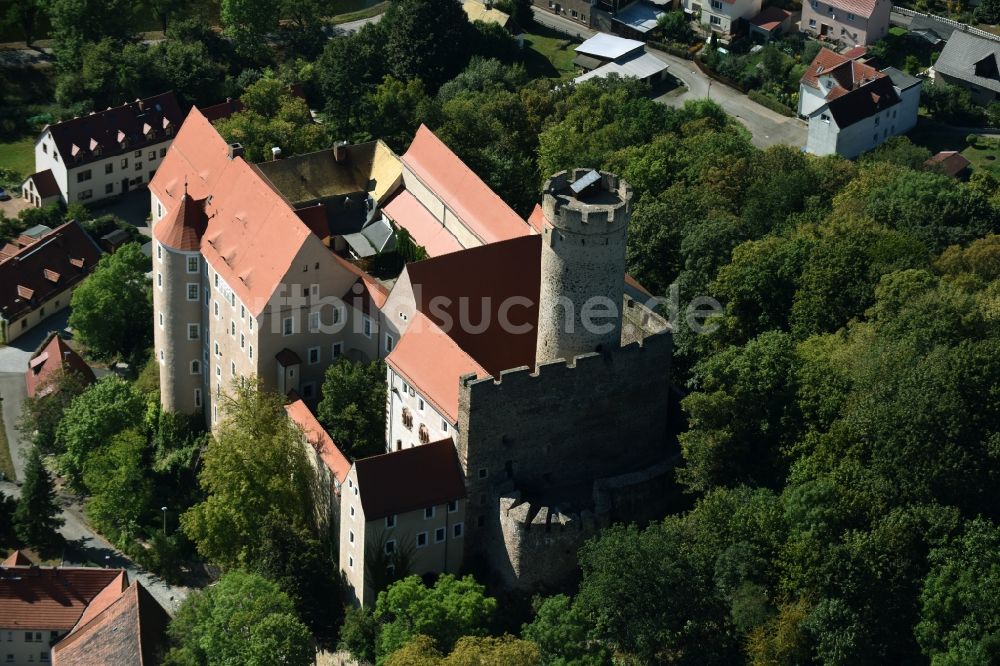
66,571 -> 129,637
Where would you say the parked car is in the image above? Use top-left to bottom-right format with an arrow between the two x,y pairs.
0,188 -> 10,201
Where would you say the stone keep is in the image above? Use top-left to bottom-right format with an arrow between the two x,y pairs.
536,169 -> 632,365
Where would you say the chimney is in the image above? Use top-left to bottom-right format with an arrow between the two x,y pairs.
271,146 -> 282,161
228,142 -> 244,160
333,140 -> 348,163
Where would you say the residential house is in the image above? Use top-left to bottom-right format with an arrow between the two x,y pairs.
682,0 -> 763,37
463,0 -> 524,45
799,0 -> 891,46
532,0 -> 596,27
572,33 -> 668,84
611,1 -> 666,39
799,48 -> 921,158
285,394 -> 351,537
21,92 -> 183,208
24,332 -> 96,398
0,221 -> 102,345
933,30 -> 1000,105
340,439 -> 467,607
0,552 -> 167,666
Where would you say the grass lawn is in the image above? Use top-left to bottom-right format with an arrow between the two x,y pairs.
907,121 -> 1000,176
0,404 -> 16,482
961,139 -> 1000,176
521,25 -> 580,81
0,136 -> 35,183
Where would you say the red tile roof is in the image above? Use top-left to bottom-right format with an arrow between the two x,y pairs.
67,572 -> 127,634
24,169 -> 61,199
0,565 -> 124,631
752,5 -> 791,30
2,551 -> 32,567
53,582 -> 170,666
45,92 -> 182,169
800,47 -> 883,96
401,125 -> 533,245
387,312 -> 489,422
285,397 -> 351,484
823,0 -> 879,18
24,332 -> 96,398
152,191 -> 208,252
925,150 -> 971,177
404,234 -> 541,377
527,204 -> 545,233
0,221 -> 102,324
382,190 -> 463,257
354,439 -> 467,520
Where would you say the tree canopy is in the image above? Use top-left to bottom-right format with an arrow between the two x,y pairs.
317,359 -> 388,459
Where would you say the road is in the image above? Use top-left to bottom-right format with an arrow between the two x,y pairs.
1,480 -> 190,614
531,8 -> 807,149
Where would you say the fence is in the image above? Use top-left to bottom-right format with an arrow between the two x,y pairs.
891,6 -> 1000,43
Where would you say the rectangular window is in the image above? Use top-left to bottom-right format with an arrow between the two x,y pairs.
214,301 -> 220,318
309,311 -> 320,332
363,316 -> 372,337
710,15 -> 722,25
416,532 -> 427,547
711,0 -> 722,8
809,18 -> 817,26
78,189 -> 93,200
204,288 -> 210,305
231,361 -> 236,376
435,527 -> 445,543
348,555 -> 353,568
121,158 -> 128,168
157,272 -> 162,288
187,323 -> 199,340
187,256 -> 198,273
283,317 -> 293,335
105,183 -> 113,194
149,150 -> 156,160
216,365 -> 221,378
308,347 -> 320,364
350,505 -> 355,518
418,398 -> 425,411
191,360 -> 200,374
448,500 -> 458,513
135,162 -> 142,171
442,420 -> 449,432
76,170 -> 92,183
134,150 -> 142,158
214,341 -> 220,356
332,342 -> 343,358
385,540 -> 396,554
230,321 -> 235,336
187,283 -> 199,301
105,163 -> 113,174
214,272 -> 219,288
157,244 -> 162,260
847,11 -> 855,19
249,317 -> 253,332
240,333 -> 245,349
249,345 -> 253,360
424,506 -> 435,519
194,389 -> 202,408
349,530 -> 355,544
241,304 -> 245,319
160,147 -> 167,157
453,523 -> 463,538
385,334 -> 394,353
386,515 -> 396,528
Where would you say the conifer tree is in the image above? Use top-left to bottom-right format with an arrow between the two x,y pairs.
14,446 -> 64,548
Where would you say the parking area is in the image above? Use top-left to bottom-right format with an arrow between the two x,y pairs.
0,193 -> 32,218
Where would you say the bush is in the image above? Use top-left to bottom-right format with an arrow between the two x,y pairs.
749,89 -> 796,116
922,81 -> 985,126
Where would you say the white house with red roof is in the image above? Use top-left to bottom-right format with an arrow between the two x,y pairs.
799,48 -> 921,158
22,92 -> 183,208
800,0 -> 891,46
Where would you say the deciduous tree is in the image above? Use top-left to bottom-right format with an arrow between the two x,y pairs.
317,359 -> 387,459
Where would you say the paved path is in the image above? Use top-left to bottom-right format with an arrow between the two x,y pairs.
531,8 -> 807,149
1,480 -> 190,614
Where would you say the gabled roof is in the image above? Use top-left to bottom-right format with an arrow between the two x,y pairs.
152,191 -> 208,252
573,51 -> 669,84
386,312 -> 489,422
824,75 -> 901,126
254,143 -> 376,207
68,572 -> 128,634
354,439 -> 467,521
612,2 -> 665,34
285,397 -> 351,484
752,5 -> 792,30
2,550 -> 32,567
801,47 -> 885,100
53,582 -> 170,666
24,332 -> 96,398
403,234 -> 541,377
820,0 -> 880,18
381,189 -> 463,257
575,33 -> 645,61
0,565 -> 124,631
401,125 -> 532,245
925,150 -> 971,177
463,0 -> 513,28
23,169 -> 60,198
935,30 -> 1000,94
43,92 -> 182,168
0,220 -> 102,323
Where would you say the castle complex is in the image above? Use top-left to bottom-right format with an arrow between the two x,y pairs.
151,109 -> 673,601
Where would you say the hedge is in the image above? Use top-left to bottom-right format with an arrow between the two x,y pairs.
748,89 -> 796,117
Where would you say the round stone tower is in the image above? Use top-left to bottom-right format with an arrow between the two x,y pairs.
535,169 -> 633,365
152,191 -> 208,414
